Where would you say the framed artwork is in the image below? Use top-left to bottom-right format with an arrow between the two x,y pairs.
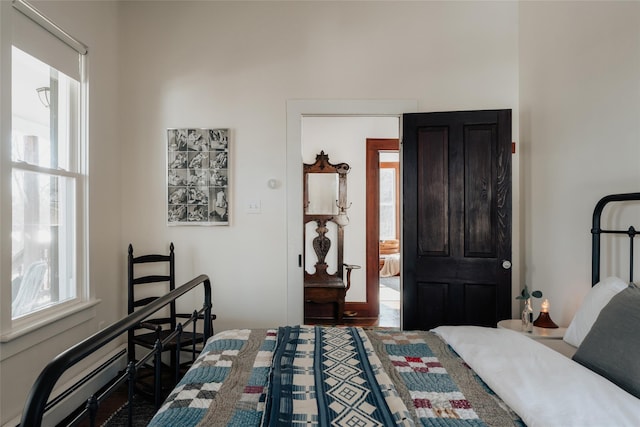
167,128 -> 229,225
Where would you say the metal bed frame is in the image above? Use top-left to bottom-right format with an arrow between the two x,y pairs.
591,192 -> 640,285
19,274 -> 213,427
16,192 -> 638,426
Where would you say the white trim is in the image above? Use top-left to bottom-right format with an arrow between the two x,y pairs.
78,49 -> 89,303
285,100 -> 418,325
0,298 -> 100,349
0,0 -> 14,337
11,160 -> 81,178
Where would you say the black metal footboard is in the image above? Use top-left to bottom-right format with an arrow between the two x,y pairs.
19,274 -> 213,427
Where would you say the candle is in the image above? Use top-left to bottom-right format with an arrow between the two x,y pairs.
541,299 -> 549,313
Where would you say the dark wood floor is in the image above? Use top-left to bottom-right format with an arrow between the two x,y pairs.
74,383 -> 128,427
75,372 -> 167,426
309,314 -> 396,328
307,282 -> 401,328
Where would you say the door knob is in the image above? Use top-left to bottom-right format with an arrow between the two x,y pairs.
502,260 -> 512,270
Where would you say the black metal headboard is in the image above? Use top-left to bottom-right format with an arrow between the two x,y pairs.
591,192 -> 640,285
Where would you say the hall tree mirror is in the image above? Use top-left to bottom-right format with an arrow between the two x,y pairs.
305,173 -> 339,215
303,152 -> 346,276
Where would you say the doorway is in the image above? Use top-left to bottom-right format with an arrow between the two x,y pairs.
300,117 -> 399,324
286,100 -> 417,325
287,102 -> 517,328
366,139 -> 400,328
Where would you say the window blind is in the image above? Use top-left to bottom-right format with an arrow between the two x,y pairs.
12,0 -> 87,81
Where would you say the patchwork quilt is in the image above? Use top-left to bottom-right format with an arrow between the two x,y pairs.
147,326 -> 522,427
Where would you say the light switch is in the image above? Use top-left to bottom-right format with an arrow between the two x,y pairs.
246,199 -> 261,214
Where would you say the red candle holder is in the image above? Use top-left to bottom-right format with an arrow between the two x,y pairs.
533,311 -> 558,328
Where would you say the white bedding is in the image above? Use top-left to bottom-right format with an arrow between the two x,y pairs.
433,326 -> 640,427
380,253 -> 400,277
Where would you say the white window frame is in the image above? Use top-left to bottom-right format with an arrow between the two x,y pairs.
0,0 -> 90,342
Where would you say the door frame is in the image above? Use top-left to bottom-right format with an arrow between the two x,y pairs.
364,138 -> 400,319
286,100 -> 418,325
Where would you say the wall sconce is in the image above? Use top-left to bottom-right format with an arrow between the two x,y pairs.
333,200 -> 352,227
36,87 -> 50,108
533,298 -> 559,328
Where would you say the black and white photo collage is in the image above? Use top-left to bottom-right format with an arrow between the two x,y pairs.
167,128 -> 229,224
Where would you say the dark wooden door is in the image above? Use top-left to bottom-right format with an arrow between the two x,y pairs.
402,110 -> 512,330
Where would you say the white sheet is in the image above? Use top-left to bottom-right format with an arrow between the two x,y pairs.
380,253 -> 400,277
433,326 -> 640,427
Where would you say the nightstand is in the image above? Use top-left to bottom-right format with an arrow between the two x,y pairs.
497,319 -> 567,339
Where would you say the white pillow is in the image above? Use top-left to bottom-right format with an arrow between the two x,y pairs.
563,276 -> 628,347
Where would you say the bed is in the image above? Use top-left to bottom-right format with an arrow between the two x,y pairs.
147,321 -> 640,427
379,239 -> 400,277
146,192 -> 640,427
19,192 -> 640,426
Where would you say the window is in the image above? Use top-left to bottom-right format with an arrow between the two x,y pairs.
3,1 -> 88,331
379,155 -> 399,241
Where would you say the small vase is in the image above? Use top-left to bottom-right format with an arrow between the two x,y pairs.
521,298 -> 533,332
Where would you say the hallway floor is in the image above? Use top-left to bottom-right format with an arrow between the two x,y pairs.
378,276 -> 400,328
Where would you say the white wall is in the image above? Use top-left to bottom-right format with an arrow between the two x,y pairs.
519,1 -> 640,325
0,1 -> 121,424
118,0 -> 519,332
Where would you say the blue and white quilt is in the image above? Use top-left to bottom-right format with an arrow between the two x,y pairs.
148,326 -> 521,427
